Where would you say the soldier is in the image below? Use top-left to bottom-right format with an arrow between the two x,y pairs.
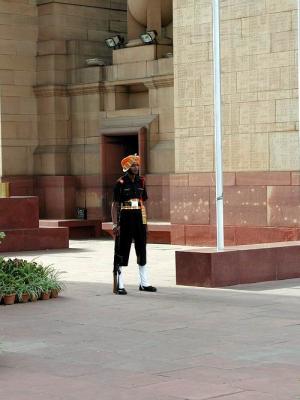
111,154 -> 157,295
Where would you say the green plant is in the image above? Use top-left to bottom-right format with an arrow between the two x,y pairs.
48,270 -> 65,292
24,283 -> 40,302
0,232 -> 5,243
0,275 -> 17,296
0,258 -> 65,304
15,280 -> 31,302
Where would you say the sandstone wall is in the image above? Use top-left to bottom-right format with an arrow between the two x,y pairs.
172,0 -> 300,243
35,0 -> 127,177
0,0 -> 38,176
0,0 -> 127,178
173,0 -> 298,173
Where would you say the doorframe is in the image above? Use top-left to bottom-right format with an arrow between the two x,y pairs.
100,126 -> 147,184
99,127 -> 147,221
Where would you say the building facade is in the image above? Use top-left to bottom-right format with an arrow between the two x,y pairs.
0,0 -> 299,246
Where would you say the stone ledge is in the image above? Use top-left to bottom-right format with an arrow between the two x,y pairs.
176,241 -> 300,287
0,227 -> 69,253
40,219 -> 102,239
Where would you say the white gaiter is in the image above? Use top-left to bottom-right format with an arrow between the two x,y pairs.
118,267 -> 125,289
139,264 -> 150,287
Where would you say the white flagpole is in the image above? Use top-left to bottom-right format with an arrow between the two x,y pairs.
212,0 -> 224,250
298,0 -> 300,153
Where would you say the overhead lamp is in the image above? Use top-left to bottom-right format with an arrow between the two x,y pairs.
105,35 -> 125,50
140,30 -> 157,45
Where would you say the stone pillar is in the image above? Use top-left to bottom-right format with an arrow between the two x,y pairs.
33,86 -> 70,176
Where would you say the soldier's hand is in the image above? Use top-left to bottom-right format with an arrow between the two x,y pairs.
112,225 -> 120,237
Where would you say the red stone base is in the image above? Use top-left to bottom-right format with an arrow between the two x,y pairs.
0,196 -> 69,252
171,224 -> 300,246
102,222 -> 171,244
176,242 -> 300,287
0,227 -> 69,252
40,219 -> 102,239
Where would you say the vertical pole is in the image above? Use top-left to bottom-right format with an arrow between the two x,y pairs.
298,0 -> 300,151
212,0 -> 224,250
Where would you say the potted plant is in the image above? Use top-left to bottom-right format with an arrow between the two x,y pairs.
48,272 -> 65,298
37,277 -> 52,300
0,258 -> 65,305
36,265 -> 65,299
15,281 -> 31,303
26,283 -> 40,302
0,278 -> 17,305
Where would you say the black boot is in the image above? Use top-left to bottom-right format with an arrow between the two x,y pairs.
116,288 -> 127,295
139,285 -> 157,292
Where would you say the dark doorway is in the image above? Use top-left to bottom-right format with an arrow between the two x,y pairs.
102,134 -> 139,221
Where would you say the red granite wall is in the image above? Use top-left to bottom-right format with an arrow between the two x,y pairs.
1,173 -> 170,222
145,174 -> 170,221
0,196 -> 69,252
35,176 -> 76,219
75,175 -> 102,220
4,172 -> 300,247
171,171 -> 300,245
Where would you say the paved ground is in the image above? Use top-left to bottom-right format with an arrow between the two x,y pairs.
1,238 -> 300,400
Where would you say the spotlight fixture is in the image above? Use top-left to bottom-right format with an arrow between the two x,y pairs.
140,30 -> 157,45
105,35 -> 125,50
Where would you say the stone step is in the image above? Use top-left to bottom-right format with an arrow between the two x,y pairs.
40,219 -> 102,239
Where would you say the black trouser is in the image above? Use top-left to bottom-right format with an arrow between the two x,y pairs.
114,209 -> 147,267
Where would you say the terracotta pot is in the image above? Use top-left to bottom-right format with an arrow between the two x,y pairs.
41,291 -> 50,300
3,294 -> 16,305
51,289 -> 59,298
21,293 -> 30,303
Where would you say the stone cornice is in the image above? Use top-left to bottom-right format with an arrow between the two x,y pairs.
144,75 -> 174,89
68,83 -> 105,96
101,84 -> 116,93
34,83 -> 105,97
37,0 -> 126,11
104,74 -> 174,89
33,75 -> 174,98
34,85 -> 68,98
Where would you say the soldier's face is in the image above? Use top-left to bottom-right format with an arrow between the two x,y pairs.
129,163 -> 139,175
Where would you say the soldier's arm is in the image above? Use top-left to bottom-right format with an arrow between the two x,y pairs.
111,201 -> 120,236
111,201 -> 120,225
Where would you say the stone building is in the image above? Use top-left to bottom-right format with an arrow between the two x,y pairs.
0,0 -> 299,246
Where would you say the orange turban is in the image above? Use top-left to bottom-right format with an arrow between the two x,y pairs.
121,154 -> 140,172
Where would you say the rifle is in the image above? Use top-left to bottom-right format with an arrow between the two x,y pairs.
112,208 -> 122,294
113,233 -> 122,293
